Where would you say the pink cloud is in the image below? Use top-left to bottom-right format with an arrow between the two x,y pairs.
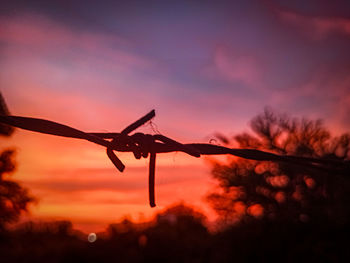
277,9 -> 350,39
207,46 -> 262,88
269,64 -> 350,133
0,14 -> 154,70
0,13 -> 260,142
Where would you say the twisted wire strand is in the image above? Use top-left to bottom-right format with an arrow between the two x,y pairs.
1,110 -> 349,207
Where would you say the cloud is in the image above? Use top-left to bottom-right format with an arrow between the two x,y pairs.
0,14 -> 164,125
0,13 -> 252,139
277,8 -> 350,39
0,14 -> 152,69
205,46 -> 262,88
269,63 -> 350,132
23,165 -> 209,193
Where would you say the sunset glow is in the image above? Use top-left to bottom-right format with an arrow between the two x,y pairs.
1,0 -> 350,233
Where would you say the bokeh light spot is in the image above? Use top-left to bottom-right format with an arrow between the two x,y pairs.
88,233 -> 97,243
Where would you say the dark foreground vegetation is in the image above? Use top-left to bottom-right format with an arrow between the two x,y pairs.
0,207 -> 349,263
1,101 -> 350,262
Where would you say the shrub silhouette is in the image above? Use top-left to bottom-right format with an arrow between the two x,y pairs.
0,150 -> 35,231
207,108 -> 350,227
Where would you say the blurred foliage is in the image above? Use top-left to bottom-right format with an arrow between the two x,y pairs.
104,203 -> 209,263
207,108 -> 350,227
0,149 -> 35,231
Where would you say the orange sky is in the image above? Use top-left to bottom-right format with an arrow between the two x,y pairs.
1,0 -> 350,233
2,125 -> 224,232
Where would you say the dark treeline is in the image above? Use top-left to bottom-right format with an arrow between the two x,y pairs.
0,203 -> 349,262
1,103 -> 350,262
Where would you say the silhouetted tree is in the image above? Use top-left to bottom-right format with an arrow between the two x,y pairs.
142,203 -> 209,263
101,203 -> 210,263
207,108 -> 350,227
0,93 -> 35,231
0,149 -> 35,230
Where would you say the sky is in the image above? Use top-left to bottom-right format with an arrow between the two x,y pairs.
1,0 -> 350,232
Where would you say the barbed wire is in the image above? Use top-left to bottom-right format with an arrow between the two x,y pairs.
0,110 -> 349,207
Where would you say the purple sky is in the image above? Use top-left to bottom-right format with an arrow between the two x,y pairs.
1,0 -> 350,232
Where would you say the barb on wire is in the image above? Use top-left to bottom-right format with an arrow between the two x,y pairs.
0,110 -> 348,207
